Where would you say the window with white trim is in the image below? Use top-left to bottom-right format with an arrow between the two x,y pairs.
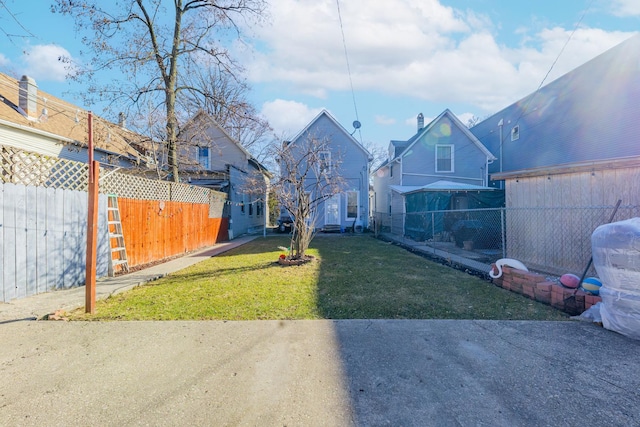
318,151 -> 332,175
198,147 -> 209,169
435,145 -> 454,173
346,191 -> 358,220
511,125 -> 520,141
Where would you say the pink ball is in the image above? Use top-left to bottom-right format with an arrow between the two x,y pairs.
560,273 -> 580,288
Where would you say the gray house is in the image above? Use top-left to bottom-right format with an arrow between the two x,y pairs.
469,33 -> 640,273
179,111 -> 271,239
372,109 -> 500,238
283,110 -> 371,232
471,32 -> 640,200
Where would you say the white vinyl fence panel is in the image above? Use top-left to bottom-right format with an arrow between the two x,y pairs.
1,183 -> 109,303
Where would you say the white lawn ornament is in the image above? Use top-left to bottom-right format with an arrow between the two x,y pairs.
489,258 -> 528,279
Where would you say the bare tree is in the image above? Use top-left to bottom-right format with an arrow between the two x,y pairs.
52,0 -> 268,182
179,61 -> 274,162
270,135 -> 346,260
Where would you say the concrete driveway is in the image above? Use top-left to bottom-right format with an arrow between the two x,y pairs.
1,319 -> 639,426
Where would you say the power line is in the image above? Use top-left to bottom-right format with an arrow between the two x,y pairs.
0,0 -> 35,44
496,0 -> 595,170
335,0 -> 362,143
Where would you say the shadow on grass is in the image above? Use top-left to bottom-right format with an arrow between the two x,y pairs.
312,234 -> 568,321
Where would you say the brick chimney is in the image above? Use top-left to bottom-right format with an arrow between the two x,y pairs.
118,112 -> 126,129
19,75 -> 38,120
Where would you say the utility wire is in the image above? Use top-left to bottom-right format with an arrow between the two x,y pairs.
335,0 -> 362,143
497,0 -> 595,163
0,0 -> 36,44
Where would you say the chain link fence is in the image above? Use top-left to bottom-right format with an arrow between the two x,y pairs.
373,204 -> 640,275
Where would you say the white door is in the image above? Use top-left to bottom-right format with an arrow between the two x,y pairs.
325,194 -> 340,225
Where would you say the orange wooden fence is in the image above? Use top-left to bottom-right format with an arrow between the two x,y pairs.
118,198 -> 229,268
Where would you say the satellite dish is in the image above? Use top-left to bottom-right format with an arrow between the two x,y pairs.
353,120 -> 361,129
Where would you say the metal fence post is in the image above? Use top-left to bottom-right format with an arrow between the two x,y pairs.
501,208 -> 506,258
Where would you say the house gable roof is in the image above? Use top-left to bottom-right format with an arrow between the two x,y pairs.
287,109 -> 372,159
179,110 -> 271,177
0,72 -> 145,161
471,33 -> 640,175
404,109 -> 496,161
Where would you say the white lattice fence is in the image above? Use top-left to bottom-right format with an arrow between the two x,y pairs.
0,144 -> 227,205
1,145 -> 88,190
100,171 -> 171,200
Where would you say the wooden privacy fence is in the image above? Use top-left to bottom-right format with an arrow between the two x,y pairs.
1,182 -> 110,302
1,144 -> 228,302
118,198 -> 228,268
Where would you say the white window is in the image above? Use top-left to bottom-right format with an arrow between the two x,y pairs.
511,125 -> 520,141
318,151 -> 332,175
346,191 -> 358,220
198,147 -> 209,169
435,145 -> 454,173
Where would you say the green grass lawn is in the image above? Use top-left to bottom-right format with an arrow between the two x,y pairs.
72,234 -> 569,321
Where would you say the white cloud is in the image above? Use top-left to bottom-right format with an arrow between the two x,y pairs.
0,53 -> 9,67
22,44 -> 75,82
260,99 -> 325,137
244,0 -> 636,118
375,115 -> 396,126
611,0 -> 640,16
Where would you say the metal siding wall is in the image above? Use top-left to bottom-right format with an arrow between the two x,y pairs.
0,126 -> 65,159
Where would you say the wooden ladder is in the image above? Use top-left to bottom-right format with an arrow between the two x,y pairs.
107,195 -> 129,276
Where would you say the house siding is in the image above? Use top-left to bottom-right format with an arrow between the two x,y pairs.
401,118 -> 488,187
289,112 -> 370,230
472,33 -> 640,178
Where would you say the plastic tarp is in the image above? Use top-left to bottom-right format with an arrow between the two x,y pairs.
592,217 -> 640,340
404,189 -> 504,242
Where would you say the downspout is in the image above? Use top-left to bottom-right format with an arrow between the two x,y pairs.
498,119 -> 504,190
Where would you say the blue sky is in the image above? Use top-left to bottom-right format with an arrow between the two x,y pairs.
0,0 -> 638,153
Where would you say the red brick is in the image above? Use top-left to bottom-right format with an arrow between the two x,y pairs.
585,294 -> 602,307
536,282 -> 554,292
535,283 -> 552,304
509,269 -> 546,283
510,281 -> 523,293
522,283 -> 535,299
511,276 -> 527,286
551,291 -> 565,310
551,284 -> 564,297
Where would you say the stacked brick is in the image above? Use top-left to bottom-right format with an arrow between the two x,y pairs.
490,265 -> 602,316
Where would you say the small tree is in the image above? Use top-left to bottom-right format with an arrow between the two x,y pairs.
273,134 -> 345,260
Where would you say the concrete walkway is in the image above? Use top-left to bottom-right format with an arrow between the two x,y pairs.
378,232 -> 494,274
0,235 -> 258,322
1,234 -> 640,425
1,319 -> 639,426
